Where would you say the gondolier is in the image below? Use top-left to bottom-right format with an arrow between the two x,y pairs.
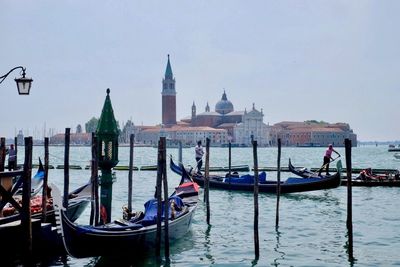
7,144 -> 16,171
195,140 -> 204,174
319,144 -> 340,176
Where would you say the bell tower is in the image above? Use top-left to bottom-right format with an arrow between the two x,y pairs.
191,101 -> 196,119
162,54 -> 177,126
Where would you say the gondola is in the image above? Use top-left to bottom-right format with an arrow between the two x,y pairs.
53,165 -> 199,258
288,158 -> 335,178
170,158 -> 342,194
341,167 -> 400,187
0,159 -> 91,225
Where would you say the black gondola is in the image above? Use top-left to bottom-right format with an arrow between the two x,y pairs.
170,158 -> 342,194
53,166 -> 199,258
0,159 -> 91,225
287,158 -> 335,178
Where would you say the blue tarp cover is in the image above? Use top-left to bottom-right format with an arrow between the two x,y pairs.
285,177 -> 322,184
139,196 -> 184,226
225,172 -> 267,184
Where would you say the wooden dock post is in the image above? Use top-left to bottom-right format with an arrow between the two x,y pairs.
90,133 -> 100,226
63,128 -> 70,209
178,140 -> 183,164
228,142 -> 232,188
41,137 -> 49,222
252,140 -> 260,259
22,137 -> 33,265
205,138 -> 211,224
14,137 -> 18,168
155,137 -> 165,257
276,138 -> 281,228
345,138 -> 354,260
0,138 -> 5,172
128,134 -> 135,213
162,138 -> 170,260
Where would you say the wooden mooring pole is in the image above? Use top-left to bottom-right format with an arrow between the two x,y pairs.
162,138 -> 170,260
41,137 -> 49,222
155,137 -> 165,257
252,140 -> 260,259
178,140 -> 183,164
205,138 -> 211,225
345,138 -> 354,260
63,128 -> 70,209
22,137 -> 33,265
90,133 -> 99,226
14,136 -> 18,168
0,138 -> 5,171
128,134 -> 135,213
228,142 -> 231,188
276,138 -> 281,228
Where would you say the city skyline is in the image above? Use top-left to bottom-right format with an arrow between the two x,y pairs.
1,1 -> 400,141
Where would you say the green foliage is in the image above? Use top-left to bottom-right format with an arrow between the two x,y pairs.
85,117 -> 99,133
304,120 -> 328,124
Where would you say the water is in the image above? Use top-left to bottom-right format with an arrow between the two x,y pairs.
21,145 -> 400,266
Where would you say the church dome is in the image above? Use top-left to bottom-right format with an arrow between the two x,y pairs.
215,90 -> 234,114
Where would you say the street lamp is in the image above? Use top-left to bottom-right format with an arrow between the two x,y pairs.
0,66 -> 33,95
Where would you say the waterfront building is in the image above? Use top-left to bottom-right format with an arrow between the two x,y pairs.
270,121 -> 357,147
136,125 -> 227,146
233,104 -> 270,146
16,130 -> 24,146
181,92 -> 270,146
136,56 -> 270,146
50,133 -> 92,145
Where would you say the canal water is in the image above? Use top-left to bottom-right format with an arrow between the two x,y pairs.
25,145 -> 400,266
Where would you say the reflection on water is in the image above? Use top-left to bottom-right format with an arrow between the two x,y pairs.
344,229 -> 357,267
273,228 -> 286,267
282,190 -> 340,204
203,224 -> 215,265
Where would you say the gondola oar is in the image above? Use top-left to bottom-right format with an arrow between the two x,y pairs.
310,156 -> 341,177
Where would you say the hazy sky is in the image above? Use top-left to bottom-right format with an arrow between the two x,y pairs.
1,1 -> 399,141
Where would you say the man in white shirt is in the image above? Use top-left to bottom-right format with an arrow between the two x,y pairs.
195,140 -> 204,174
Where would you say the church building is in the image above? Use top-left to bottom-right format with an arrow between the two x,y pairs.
137,55 -> 271,146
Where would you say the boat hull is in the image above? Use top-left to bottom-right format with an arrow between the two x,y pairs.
58,205 -> 196,258
170,158 -> 341,194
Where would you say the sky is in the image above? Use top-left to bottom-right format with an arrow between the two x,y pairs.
1,0 -> 399,141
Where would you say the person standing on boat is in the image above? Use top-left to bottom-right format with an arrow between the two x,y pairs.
318,144 -> 340,176
7,144 -> 16,171
195,140 -> 204,174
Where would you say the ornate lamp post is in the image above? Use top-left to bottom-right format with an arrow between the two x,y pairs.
0,66 -> 33,95
96,88 -> 119,224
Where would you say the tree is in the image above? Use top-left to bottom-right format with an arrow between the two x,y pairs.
85,117 -> 99,133
76,124 -> 83,134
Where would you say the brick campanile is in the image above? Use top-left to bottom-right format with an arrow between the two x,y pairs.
162,54 -> 177,126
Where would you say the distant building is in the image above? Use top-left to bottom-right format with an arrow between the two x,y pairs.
233,104 -> 270,146
16,130 -> 24,146
50,133 -> 92,145
136,56 -> 271,146
136,124 -> 227,146
270,121 -> 357,147
162,55 -> 177,127
181,92 -> 270,146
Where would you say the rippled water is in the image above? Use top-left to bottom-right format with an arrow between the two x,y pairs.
24,145 -> 400,266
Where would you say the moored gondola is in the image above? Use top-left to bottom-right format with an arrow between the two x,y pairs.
170,157 -> 342,194
53,166 -> 199,258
